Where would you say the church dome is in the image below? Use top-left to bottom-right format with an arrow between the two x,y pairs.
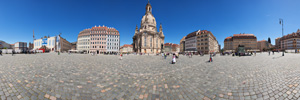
141,13 -> 157,27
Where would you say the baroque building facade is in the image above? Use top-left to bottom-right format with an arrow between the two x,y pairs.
224,33 -> 258,52
77,25 -> 120,54
132,2 -> 164,54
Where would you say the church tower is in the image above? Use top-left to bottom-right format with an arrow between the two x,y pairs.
133,1 -> 165,54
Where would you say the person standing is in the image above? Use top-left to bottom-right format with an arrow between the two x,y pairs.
12,50 -> 14,56
0,50 -> 2,56
171,53 -> 176,64
120,53 -> 123,60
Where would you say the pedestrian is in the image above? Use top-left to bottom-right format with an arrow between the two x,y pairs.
119,53 -> 123,60
0,50 -> 2,56
268,51 -> 270,55
58,51 -> 60,55
164,53 -> 167,59
272,51 -> 274,55
209,53 -> 213,62
254,51 -> 256,56
171,53 -> 176,64
161,53 -> 164,59
12,50 -> 14,56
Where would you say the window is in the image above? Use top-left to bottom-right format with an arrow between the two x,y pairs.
144,35 -> 147,47
150,37 -> 152,47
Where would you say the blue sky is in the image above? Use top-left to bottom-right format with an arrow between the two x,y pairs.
0,0 -> 299,48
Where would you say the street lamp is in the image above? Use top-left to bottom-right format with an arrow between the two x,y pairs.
279,18 -> 284,56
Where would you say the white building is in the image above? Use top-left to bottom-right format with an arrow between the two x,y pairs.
14,42 -> 27,52
77,29 -> 90,53
185,32 -> 197,53
120,44 -> 133,53
106,34 -> 120,53
34,36 -> 72,52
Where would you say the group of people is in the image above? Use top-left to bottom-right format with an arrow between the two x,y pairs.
161,53 -> 177,64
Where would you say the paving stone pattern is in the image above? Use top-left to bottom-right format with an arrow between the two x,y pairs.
0,53 -> 300,100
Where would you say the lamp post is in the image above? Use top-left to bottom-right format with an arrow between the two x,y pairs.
279,18 -> 284,56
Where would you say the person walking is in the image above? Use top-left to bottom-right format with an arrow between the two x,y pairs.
209,53 -> 213,62
164,53 -> 167,59
0,50 -> 2,56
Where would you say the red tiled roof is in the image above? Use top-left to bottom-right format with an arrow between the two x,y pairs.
257,40 -> 267,42
224,37 -> 233,41
171,44 -> 179,47
232,33 -> 257,39
164,43 -> 172,46
164,43 -> 179,47
121,44 -> 133,48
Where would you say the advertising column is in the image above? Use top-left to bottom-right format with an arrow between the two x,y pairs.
56,36 -> 61,52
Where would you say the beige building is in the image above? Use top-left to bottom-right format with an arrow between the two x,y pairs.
275,37 -> 281,49
164,43 -> 179,53
180,36 -> 185,53
257,40 -> 272,51
224,33 -> 258,52
196,30 -> 219,54
185,30 -> 219,54
278,29 -> 300,52
132,1 -> 165,54
120,44 -> 133,53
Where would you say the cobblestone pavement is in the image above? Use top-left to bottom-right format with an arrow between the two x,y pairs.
0,52 -> 300,100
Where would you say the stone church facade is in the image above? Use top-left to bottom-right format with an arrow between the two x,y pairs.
132,2 -> 165,54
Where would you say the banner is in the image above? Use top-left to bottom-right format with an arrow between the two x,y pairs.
42,38 -> 47,45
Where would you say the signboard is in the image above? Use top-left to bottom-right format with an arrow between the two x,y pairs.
42,38 -> 47,45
